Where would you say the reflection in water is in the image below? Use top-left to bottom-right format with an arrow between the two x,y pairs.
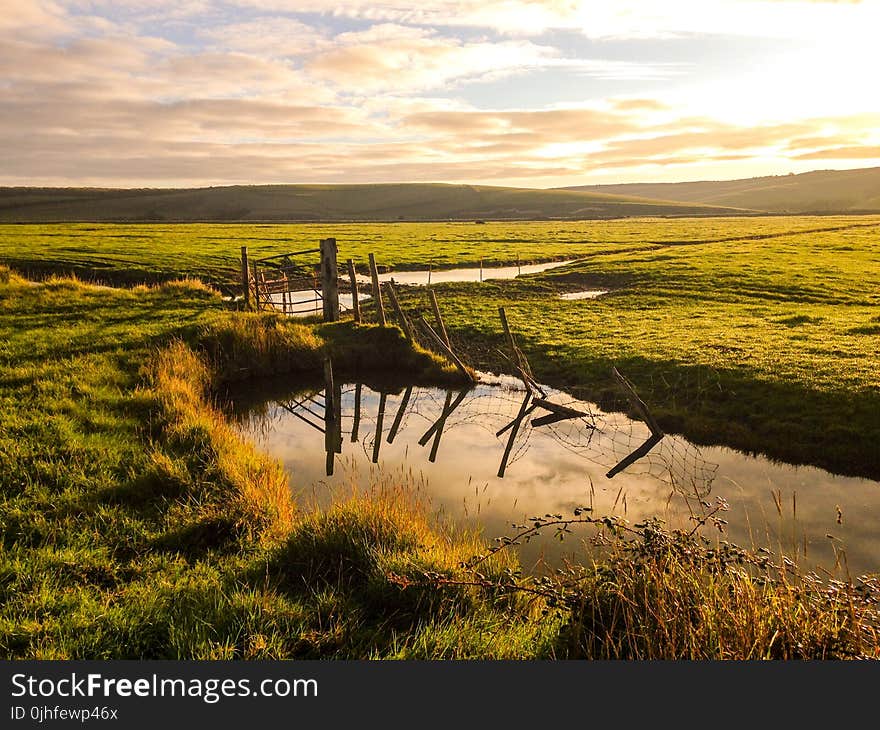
236,374 -> 880,576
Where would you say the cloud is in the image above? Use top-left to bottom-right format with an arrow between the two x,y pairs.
303,23 -> 679,93
0,1 -> 73,39
228,0 -> 879,40
198,17 -> 331,56
793,146 -> 880,160
3,0 -> 879,187
305,28 -> 559,91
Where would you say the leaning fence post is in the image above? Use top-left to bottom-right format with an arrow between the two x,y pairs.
368,253 -> 387,326
240,246 -> 250,309
419,317 -> 476,383
346,258 -> 361,323
320,237 -> 340,322
385,282 -> 414,341
428,288 -> 450,348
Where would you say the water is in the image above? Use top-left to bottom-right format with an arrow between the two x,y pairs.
559,290 -> 608,300
269,259 -> 578,316
234,375 -> 880,576
363,259 -> 578,286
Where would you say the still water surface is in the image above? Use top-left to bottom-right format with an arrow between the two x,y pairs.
235,376 -> 880,576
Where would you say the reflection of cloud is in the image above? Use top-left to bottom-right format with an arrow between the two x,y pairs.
243,380 -> 880,576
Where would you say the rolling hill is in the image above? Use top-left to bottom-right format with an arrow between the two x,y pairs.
560,167 -> 880,214
0,183 -> 750,222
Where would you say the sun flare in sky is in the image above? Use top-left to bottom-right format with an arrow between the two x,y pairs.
2,0 -> 879,187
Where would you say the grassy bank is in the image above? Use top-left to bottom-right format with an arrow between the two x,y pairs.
0,268 -> 504,658
1,267 -> 877,659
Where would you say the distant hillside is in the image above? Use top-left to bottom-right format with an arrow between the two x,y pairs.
560,167 -> 880,214
0,183 -> 750,222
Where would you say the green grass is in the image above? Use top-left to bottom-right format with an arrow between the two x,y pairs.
2,213 -> 879,659
3,216 -> 876,290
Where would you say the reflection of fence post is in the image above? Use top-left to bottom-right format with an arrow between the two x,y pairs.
351,383 -> 362,442
320,238 -> 340,322
372,392 -> 387,463
368,253 -> 386,326
240,246 -> 250,309
324,359 -> 341,476
346,258 -> 361,323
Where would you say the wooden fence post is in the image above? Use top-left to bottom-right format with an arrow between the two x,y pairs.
385,282 -> 414,341
320,238 -> 340,322
368,253 -> 386,326
428,289 -> 450,348
346,258 -> 361,323
250,261 -> 260,310
419,317 -> 476,382
499,306 -> 517,357
240,246 -> 250,309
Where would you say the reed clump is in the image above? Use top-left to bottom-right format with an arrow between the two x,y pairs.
563,530 -> 879,659
417,514 -> 880,659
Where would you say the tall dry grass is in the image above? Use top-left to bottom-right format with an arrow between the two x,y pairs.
149,341 -> 294,542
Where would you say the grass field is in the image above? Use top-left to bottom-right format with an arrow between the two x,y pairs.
2,216 -> 876,289
2,215 -> 879,659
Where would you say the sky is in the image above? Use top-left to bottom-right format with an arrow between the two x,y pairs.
2,0 -> 879,188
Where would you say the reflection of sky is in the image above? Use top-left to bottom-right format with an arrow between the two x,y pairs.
240,382 -> 880,577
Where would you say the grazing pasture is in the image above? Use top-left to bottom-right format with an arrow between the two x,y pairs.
1,214 -> 879,659
1,215 -> 875,287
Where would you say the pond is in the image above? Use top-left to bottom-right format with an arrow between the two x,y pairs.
232,374 -> 880,577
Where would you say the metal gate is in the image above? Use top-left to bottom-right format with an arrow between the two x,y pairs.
240,238 -> 340,321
